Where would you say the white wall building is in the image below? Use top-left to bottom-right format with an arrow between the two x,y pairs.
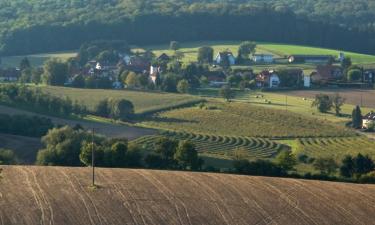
215,52 -> 236,65
252,54 -> 274,63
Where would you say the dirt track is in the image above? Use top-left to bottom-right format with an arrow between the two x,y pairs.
0,105 -> 156,140
281,89 -> 375,108
0,166 -> 374,225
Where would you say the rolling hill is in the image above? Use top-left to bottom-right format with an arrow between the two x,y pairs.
0,166 -> 374,225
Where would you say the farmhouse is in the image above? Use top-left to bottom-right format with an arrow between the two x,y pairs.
125,56 -> 150,73
363,111 -> 375,129
256,70 -> 280,88
157,53 -> 170,61
311,65 -> 343,83
363,70 -> 375,84
288,55 -> 333,64
214,51 -> 236,65
0,68 -> 21,82
252,54 -> 274,63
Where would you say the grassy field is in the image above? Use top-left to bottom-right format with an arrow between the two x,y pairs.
38,86 -> 202,114
139,101 -> 354,138
3,41 -> 374,68
0,104 -> 156,140
1,166 -> 374,225
193,88 -> 375,125
138,41 -> 375,65
0,134 -> 42,164
277,89 -> 375,109
295,137 -> 375,160
259,44 -> 375,64
1,51 -> 76,67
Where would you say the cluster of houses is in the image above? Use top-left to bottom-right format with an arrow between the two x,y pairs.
0,68 -> 21,82
1,50 -> 375,90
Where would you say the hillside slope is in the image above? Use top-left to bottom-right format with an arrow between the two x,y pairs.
0,105 -> 156,139
0,166 -> 374,225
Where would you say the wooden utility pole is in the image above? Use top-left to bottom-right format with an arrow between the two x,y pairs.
91,128 -> 95,187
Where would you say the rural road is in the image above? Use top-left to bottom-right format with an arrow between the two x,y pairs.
0,166 -> 374,225
0,105 -> 156,140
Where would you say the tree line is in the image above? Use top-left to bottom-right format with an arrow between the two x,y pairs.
0,114 -> 53,137
1,1 -> 375,56
36,126 -> 203,171
0,84 -> 87,116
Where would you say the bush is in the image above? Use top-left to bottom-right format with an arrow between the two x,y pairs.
233,159 -> 286,176
347,69 -> 362,81
93,98 -> 134,120
297,153 -> 309,163
358,171 -> 375,183
36,126 -> 95,166
275,151 -> 297,171
0,149 -> 16,165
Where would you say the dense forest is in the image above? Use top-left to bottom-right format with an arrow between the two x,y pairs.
0,0 -> 375,56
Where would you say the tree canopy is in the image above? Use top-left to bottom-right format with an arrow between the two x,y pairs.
0,0 -> 375,56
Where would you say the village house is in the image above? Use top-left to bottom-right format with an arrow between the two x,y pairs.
0,68 -> 21,82
256,70 -> 280,88
204,71 -> 227,87
363,111 -> 375,129
288,55 -> 333,64
311,65 -> 343,84
214,51 -> 236,65
363,70 -> 375,84
252,54 -> 274,63
125,56 -> 150,73
157,53 -> 170,62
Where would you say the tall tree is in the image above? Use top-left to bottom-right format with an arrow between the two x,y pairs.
169,41 -> 180,51
174,141 -> 200,170
19,57 -> 31,71
219,85 -> 234,102
331,93 -> 345,116
197,46 -> 214,64
351,106 -> 362,129
42,59 -> 68,86
238,41 -> 256,59
311,94 -> 332,113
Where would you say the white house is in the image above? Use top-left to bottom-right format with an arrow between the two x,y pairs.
252,54 -> 274,63
215,52 -> 236,65
363,112 -> 375,129
269,74 -> 280,88
303,75 -> 311,88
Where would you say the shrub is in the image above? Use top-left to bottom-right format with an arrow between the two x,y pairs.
233,159 -> 286,176
313,157 -> 338,175
0,149 -> 16,165
93,98 -> 134,120
275,151 -> 297,171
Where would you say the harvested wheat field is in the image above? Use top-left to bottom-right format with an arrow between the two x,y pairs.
0,166 -> 374,225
